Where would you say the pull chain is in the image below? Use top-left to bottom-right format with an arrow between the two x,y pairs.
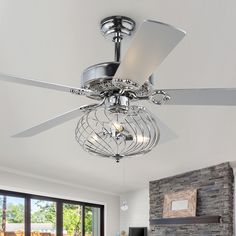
121,159 -> 128,211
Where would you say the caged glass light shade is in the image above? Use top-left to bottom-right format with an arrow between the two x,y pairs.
75,104 -> 160,161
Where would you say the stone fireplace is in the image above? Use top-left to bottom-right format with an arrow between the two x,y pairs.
149,163 -> 234,236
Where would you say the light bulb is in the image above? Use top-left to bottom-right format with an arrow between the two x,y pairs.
112,122 -> 124,132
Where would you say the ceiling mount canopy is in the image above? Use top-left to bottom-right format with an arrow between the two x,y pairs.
1,15 -> 236,161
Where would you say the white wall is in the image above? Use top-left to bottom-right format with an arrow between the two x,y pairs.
120,188 -> 149,233
0,168 -> 120,236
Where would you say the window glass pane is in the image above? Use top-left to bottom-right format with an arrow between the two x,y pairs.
31,199 -> 56,236
85,207 -> 100,236
63,204 -> 82,236
0,195 -> 25,236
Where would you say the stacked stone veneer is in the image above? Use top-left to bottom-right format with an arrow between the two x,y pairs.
149,163 -> 234,236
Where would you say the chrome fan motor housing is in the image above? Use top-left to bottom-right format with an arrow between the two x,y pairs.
81,62 -> 120,93
81,62 -> 155,100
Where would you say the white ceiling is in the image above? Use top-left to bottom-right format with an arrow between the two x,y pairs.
0,0 -> 236,195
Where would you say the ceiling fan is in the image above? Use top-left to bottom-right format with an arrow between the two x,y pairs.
1,15 -> 236,162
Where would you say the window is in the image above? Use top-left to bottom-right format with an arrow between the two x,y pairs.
62,204 -> 102,236
0,191 -> 104,236
85,206 -> 100,236
0,195 -> 25,236
31,199 -> 56,236
63,204 -> 82,236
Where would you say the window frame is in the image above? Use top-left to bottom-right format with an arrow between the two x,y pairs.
0,189 -> 104,236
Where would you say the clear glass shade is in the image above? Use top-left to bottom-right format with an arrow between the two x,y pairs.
75,105 -> 159,160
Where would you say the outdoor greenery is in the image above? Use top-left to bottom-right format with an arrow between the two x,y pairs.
63,204 -> 93,234
85,208 -> 93,234
5,203 -> 24,223
31,201 -> 56,225
63,204 -> 82,235
0,197 -> 24,224
0,197 -> 93,235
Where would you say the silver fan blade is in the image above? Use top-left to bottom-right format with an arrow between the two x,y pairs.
114,20 -> 185,85
0,72 -> 95,96
155,115 -> 178,144
13,104 -> 99,137
155,88 -> 236,106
